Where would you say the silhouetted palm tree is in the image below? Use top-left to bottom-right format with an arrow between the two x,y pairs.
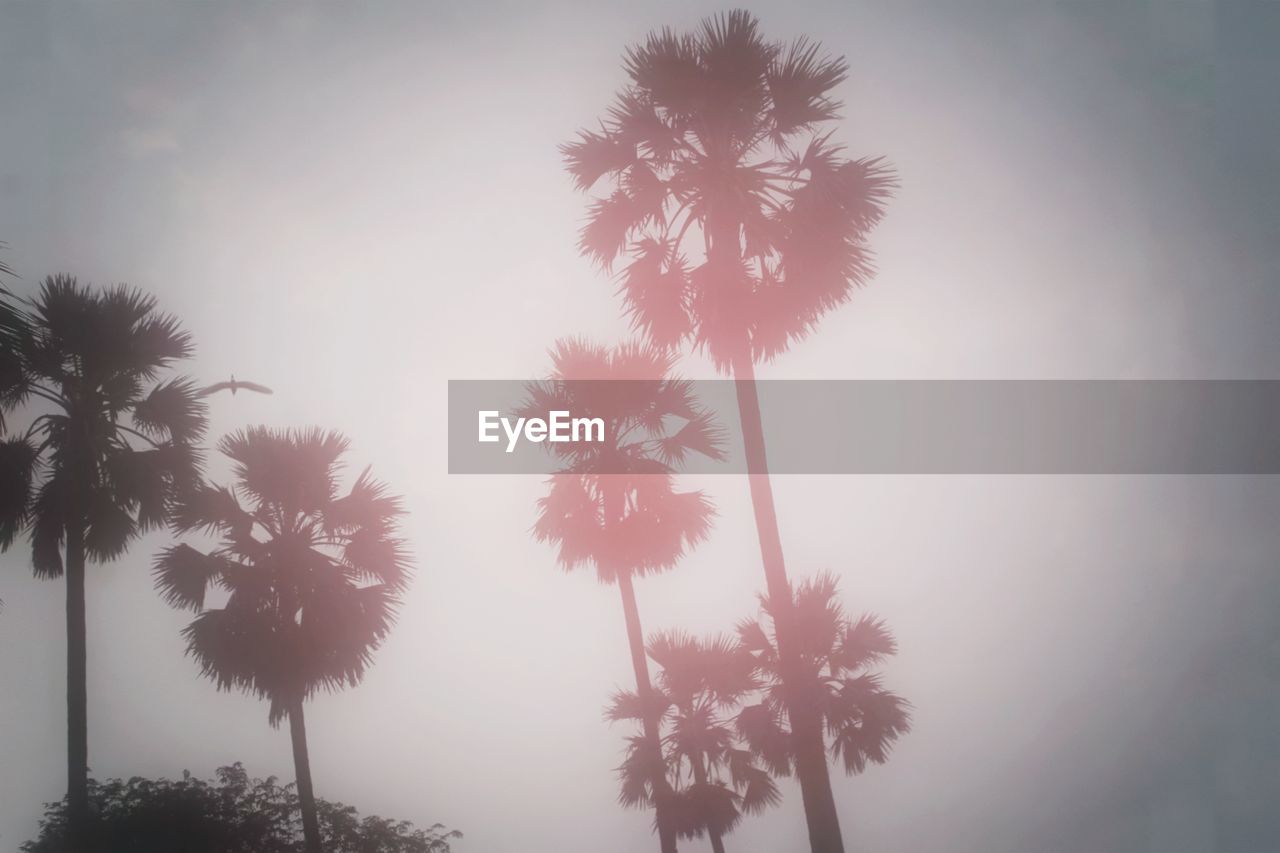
528,339 -> 721,853
0,276 -> 205,842
563,12 -> 895,849
154,427 -> 411,853
609,631 -> 780,852
735,574 -> 911,811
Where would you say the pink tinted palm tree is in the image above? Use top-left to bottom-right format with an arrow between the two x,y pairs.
735,574 -> 911,800
528,339 -> 722,853
608,631 -> 780,853
153,427 -> 411,853
563,12 -> 895,850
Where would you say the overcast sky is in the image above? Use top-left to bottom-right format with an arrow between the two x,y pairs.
1,2 -> 1279,851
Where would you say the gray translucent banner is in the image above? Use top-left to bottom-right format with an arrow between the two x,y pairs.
448,380 -> 1280,474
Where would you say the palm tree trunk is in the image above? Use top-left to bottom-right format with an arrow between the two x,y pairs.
731,352 -> 845,853
616,568 -> 678,853
64,520 -> 90,843
288,699 -> 323,853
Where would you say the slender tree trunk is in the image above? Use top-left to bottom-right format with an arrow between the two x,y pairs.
64,520 -> 90,844
731,353 -> 845,853
289,700 -> 323,853
616,568 -> 678,853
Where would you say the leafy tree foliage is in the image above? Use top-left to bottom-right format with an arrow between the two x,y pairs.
21,764 -> 461,853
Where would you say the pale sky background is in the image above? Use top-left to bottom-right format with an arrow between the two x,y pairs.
1,1 -> 1279,851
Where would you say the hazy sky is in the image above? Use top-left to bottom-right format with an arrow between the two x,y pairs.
2,2 -> 1279,851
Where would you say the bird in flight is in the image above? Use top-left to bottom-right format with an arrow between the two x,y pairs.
200,374 -> 274,397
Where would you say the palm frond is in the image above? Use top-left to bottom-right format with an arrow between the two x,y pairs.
0,286 -> 32,424
324,467 -> 404,535
607,90 -> 683,162
99,284 -> 194,378
131,378 -> 208,443
561,129 -> 636,192
671,782 -> 741,839
219,426 -> 349,512
170,483 -> 253,536
827,676 -> 913,774
605,687 -> 672,728
834,613 -> 897,674
657,411 -> 726,466
580,190 -> 650,268
83,487 -> 137,561
341,526 -> 412,591
153,544 -> 228,611
735,701 -> 792,777
0,437 -> 38,547
616,735 -> 664,809
697,10 -> 775,102
30,477 -> 67,578
766,37 -> 847,139
623,28 -> 705,119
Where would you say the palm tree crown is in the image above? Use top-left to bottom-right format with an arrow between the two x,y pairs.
154,426 -> 411,725
609,631 -> 780,848
736,574 -> 912,779
562,10 -> 895,368
0,276 -> 206,569
527,339 -> 721,583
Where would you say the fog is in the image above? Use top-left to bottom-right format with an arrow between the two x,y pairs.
1,2 -> 1278,851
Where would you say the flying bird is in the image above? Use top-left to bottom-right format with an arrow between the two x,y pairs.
200,375 -> 274,397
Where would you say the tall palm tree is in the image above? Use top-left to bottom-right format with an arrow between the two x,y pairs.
609,631 -> 780,853
528,339 -> 721,853
153,427 -> 411,853
735,574 -> 911,818
0,276 -> 206,841
562,11 -> 895,849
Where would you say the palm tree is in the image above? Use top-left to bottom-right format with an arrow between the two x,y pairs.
0,276 -> 206,841
562,11 -> 895,849
735,573 -> 911,820
528,339 -> 721,853
609,631 -> 780,853
153,427 -> 411,853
